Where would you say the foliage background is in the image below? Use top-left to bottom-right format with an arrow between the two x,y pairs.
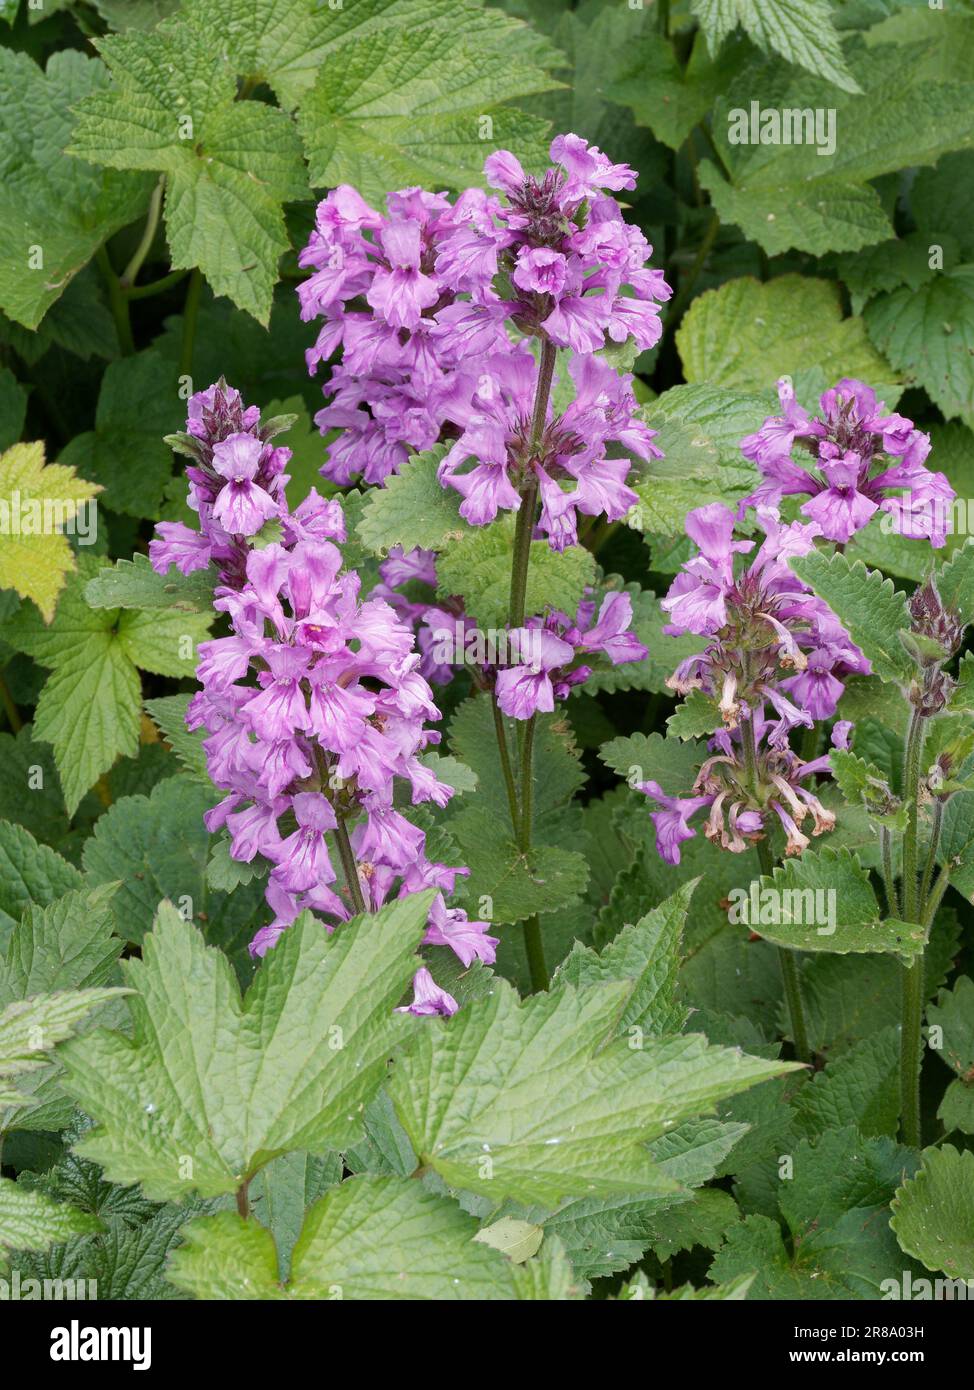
0,0 -> 972,1302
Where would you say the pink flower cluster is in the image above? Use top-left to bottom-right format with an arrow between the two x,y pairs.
151,384 -> 497,1016
298,134 -> 672,550
740,377 -> 954,545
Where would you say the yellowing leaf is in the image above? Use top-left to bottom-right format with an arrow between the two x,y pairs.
0,441 -> 101,623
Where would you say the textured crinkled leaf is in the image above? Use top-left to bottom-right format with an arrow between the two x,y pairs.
60,897 -> 429,1201
865,268 -> 974,425
598,730 -> 701,794
627,415 -> 756,534
144,695 -> 209,782
449,806 -> 589,924
168,1175 -> 517,1300
792,1027 -> 900,1139
356,446 -> 465,554
69,20 -> 308,322
581,584 -> 705,696
702,39 -> 974,255
677,276 -> 891,391
555,880 -> 696,1035
935,538 -> 974,628
0,49 -> 151,329
890,1145 -> 974,1280
85,553 -> 217,613
0,821 -> 82,941
928,976 -> 974,1081
0,441 -> 101,622
692,0 -> 860,93
297,23 -> 555,201
751,848 -> 915,955
0,986 -> 125,1107
387,977 -> 798,1205
790,550 -> 911,684
0,1178 -> 102,1263
437,517 -> 596,628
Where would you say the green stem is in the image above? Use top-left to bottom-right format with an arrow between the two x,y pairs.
881,825 -> 899,919
919,798 -> 943,909
901,707 -> 927,924
334,815 -> 367,916
95,244 -> 135,356
120,176 -> 165,289
491,698 -> 521,837
124,267 -> 189,301
922,865 -> 950,930
179,268 -> 203,379
502,340 -> 558,994
744,719 -> 811,1064
0,671 -> 21,733
899,705 -> 929,1147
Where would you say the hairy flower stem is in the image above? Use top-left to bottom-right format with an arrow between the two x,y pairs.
334,814 -> 367,917
880,825 -> 899,918
499,339 -> 557,993
919,798 -> 943,908
899,706 -> 929,1147
742,717 -> 811,1064
492,700 -> 521,835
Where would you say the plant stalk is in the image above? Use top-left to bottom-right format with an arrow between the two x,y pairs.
334,814 -> 367,916
899,705 -> 929,1146
120,176 -> 165,288
95,244 -> 135,356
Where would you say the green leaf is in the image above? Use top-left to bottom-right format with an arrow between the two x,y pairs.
436,516 -> 596,627
790,550 -> 912,684
4,554 -> 211,812
387,977 -> 798,1205
535,1117 -> 749,1280
181,0 -> 562,112
448,806 -> 589,925
356,446 -> 466,554
59,352 -> 184,520
59,896 -> 430,1201
0,49 -> 151,329
701,39 -> 974,256
69,19 -> 308,323
508,1235 -> 584,1300
144,695 -> 209,782
891,1145 -> 974,1281
85,552 -> 217,613
627,415 -> 756,535
0,821 -> 82,943
0,440 -> 101,624
712,1128 -> 919,1298
792,1027 -> 900,1139
666,690 -> 722,741
692,0 -> 861,94
555,880 -> 696,1036
296,21 -> 555,201
928,976 -> 974,1080
750,848 -> 919,956
914,151 -> 974,262
0,985 -> 125,1108
0,1178 -> 102,1268
677,276 -> 892,391
611,27 -> 750,151
936,538 -> 974,628
168,1174 -> 518,1300
865,267 -> 974,425
598,730 -> 701,794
